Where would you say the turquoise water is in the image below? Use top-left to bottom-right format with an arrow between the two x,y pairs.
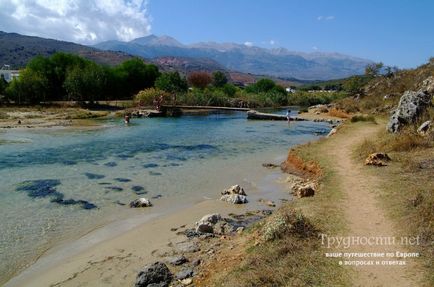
0,111 -> 331,283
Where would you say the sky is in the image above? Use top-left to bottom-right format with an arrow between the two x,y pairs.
0,0 -> 433,68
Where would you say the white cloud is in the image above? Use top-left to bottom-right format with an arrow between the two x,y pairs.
312,46 -> 318,50
244,41 -> 254,47
317,15 -> 335,21
269,40 -> 275,45
0,0 -> 151,44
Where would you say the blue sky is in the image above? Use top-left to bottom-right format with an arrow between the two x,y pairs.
0,0 -> 432,68
149,0 -> 434,68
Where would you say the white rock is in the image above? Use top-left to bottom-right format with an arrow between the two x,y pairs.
129,198 -> 152,208
220,194 -> 248,204
221,184 -> 246,196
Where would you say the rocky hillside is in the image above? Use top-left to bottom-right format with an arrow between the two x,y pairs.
0,31 -> 134,68
95,34 -> 373,80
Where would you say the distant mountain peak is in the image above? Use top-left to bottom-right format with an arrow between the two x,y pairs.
130,34 -> 184,47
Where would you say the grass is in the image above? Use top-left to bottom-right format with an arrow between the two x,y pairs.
355,123 -> 434,285
350,115 -> 377,123
198,129 -> 351,287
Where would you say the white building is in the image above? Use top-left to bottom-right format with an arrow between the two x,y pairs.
0,65 -> 20,82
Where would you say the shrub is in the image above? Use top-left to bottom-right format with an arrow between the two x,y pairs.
350,115 -> 377,123
187,71 -> 212,89
134,88 -> 169,106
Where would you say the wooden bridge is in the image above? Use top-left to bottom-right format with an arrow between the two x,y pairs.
160,105 -> 251,112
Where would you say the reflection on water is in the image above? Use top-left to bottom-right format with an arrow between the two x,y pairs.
0,111 -> 331,284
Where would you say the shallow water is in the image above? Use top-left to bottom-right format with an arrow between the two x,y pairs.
0,110 -> 330,284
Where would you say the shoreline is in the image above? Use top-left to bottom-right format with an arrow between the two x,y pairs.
4,167 -> 290,287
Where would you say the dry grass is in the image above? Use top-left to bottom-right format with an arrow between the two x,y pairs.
198,126 -> 351,287
350,114 -> 377,123
355,124 -> 434,285
281,151 -> 322,177
198,206 -> 348,287
327,108 -> 351,119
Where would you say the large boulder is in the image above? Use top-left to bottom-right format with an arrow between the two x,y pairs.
387,77 -> 433,133
134,262 -> 172,287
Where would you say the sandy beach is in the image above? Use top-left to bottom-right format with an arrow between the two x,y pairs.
6,185 -> 286,287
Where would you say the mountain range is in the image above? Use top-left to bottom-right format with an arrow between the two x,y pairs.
95,34 -> 372,80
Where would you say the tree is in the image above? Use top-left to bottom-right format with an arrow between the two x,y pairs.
155,71 -> 188,93
246,78 -> 276,93
0,76 -> 7,95
188,72 -> 212,89
222,83 -> 237,97
64,63 -> 106,102
6,69 -> 49,104
212,71 -> 228,87
116,58 -> 160,97
365,62 -> 384,78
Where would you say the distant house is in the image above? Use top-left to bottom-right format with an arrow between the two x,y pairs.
0,65 -> 20,82
285,87 -> 296,93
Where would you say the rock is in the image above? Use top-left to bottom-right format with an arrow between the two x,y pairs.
258,199 -> 276,207
195,213 -> 222,234
166,255 -> 188,266
176,241 -> 200,253
294,183 -> 315,198
365,153 -> 391,166
220,194 -> 248,204
387,79 -> 433,133
195,222 -> 214,233
417,120 -> 431,135
175,268 -> 194,280
326,128 -> 337,138
221,184 -> 246,196
180,278 -> 193,285
191,258 -> 201,267
130,198 -> 152,208
134,262 -> 172,287
419,76 -> 434,94
197,213 -> 221,224
262,163 -> 280,169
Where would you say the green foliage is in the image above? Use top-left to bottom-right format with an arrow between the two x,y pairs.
6,69 -> 49,104
287,91 -> 347,107
134,88 -> 169,106
0,77 -> 7,95
5,52 -> 161,104
64,63 -> 106,102
342,75 -> 369,95
243,78 -> 288,106
222,83 -> 237,97
364,62 -> 383,78
350,115 -> 377,123
115,58 -> 159,96
212,71 -> 228,87
155,71 -> 188,93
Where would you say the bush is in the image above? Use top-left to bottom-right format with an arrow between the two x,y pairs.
187,71 -> 212,89
288,91 -> 347,107
134,88 -> 169,106
351,115 -> 377,123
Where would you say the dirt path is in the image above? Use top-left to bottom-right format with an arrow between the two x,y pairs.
324,123 -> 421,286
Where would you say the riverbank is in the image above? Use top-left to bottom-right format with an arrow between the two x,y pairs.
194,119 -> 431,286
1,109 -> 339,286
0,107 -> 111,129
